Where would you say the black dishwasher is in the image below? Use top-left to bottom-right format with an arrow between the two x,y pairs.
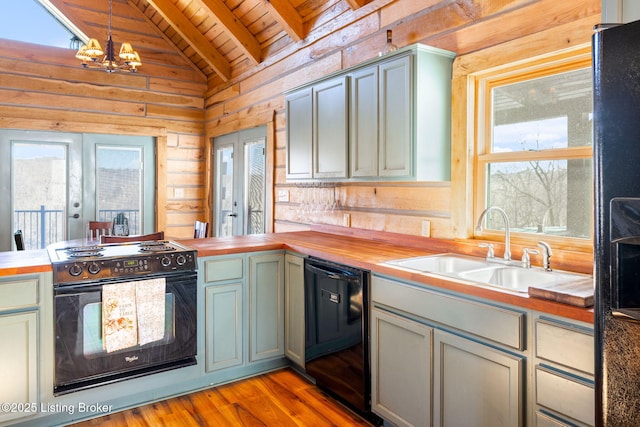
304,257 -> 380,424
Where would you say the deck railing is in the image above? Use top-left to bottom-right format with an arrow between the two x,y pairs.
14,207 -> 140,249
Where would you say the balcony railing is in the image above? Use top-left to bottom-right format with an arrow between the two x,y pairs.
14,206 -> 140,250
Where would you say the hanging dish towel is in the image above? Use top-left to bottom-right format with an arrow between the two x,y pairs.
102,282 -> 138,353
136,278 -> 166,345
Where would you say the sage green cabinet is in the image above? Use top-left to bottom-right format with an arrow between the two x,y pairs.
286,75 -> 348,180
533,316 -> 594,426
371,274 -> 525,427
371,307 -> 431,427
201,252 -> 286,373
286,43 -> 455,181
433,329 -> 524,427
313,76 -> 349,178
0,275 -> 40,424
284,253 -> 305,367
349,65 -> 379,177
249,253 -> 285,362
205,283 -> 243,372
286,87 -> 313,179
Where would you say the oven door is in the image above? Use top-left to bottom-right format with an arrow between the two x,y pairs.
53,271 -> 197,395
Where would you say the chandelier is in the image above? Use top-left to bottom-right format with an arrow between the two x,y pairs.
75,0 -> 141,73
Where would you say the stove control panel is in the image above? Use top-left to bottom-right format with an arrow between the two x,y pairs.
52,251 -> 197,285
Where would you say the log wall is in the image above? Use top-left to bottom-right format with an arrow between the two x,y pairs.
205,0 -> 601,243
0,0 -> 207,239
0,0 -> 601,245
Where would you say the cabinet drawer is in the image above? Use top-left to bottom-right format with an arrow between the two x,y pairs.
535,365 -> 594,426
372,276 -> 524,350
0,278 -> 38,311
536,318 -> 594,375
535,411 -> 575,427
204,257 -> 244,283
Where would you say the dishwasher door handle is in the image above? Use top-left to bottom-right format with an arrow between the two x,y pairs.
305,263 -> 355,281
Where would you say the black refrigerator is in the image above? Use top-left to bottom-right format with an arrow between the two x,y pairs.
594,19 -> 640,427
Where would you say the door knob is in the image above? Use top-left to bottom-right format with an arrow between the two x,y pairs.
228,213 -> 237,217
69,213 -> 80,219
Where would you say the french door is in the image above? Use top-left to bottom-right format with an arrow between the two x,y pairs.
213,126 -> 266,237
0,130 -> 154,250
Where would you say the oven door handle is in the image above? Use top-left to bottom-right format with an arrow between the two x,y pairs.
54,282 -> 105,294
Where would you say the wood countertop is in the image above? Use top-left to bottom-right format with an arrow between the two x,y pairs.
181,231 -> 594,325
0,231 -> 594,324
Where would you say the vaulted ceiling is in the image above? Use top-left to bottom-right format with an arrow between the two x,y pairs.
47,0 -> 375,84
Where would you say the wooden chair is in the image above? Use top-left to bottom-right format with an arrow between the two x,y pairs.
14,230 -> 24,251
194,220 -> 209,238
101,231 -> 164,244
88,221 -> 112,240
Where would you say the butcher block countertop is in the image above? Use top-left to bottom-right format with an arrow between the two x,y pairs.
0,230 -> 594,324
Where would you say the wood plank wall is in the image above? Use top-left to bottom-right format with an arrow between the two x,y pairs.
205,0 -> 601,242
0,0 -> 601,245
0,0 -> 207,239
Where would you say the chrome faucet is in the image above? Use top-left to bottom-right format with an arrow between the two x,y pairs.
537,241 -> 552,271
476,206 -> 511,261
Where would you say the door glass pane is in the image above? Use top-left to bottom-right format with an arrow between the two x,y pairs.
245,140 -> 265,234
96,146 -> 143,235
216,145 -> 234,237
12,142 -> 67,249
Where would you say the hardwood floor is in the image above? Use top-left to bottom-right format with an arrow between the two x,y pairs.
69,368 -> 372,426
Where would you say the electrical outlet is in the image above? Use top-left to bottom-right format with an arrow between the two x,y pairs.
421,220 -> 431,237
174,188 -> 184,198
278,190 -> 290,202
343,213 -> 351,227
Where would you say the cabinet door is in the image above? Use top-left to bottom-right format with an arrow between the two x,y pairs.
350,65 -> 379,177
284,253 -> 305,367
249,254 -> 284,362
205,283 -> 243,372
433,329 -> 524,427
313,76 -> 349,178
379,55 -> 412,177
0,312 -> 38,424
371,307 -> 432,427
286,87 -> 313,179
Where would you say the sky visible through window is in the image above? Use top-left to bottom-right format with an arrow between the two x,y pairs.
0,0 -> 76,48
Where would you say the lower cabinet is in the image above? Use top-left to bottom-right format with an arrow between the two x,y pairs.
201,251 -> 285,374
371,307 -> 431,427
284,253 -> 305,367
433,329 -> 523,427
205,283 -> 243,372
0,275 -> 41,425
249,253 -> 285,362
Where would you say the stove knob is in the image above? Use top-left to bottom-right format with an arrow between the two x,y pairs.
88,263 -> 101,275
161,256 -> 172,267
176,255 -> 186,265
69,264 -> 83,277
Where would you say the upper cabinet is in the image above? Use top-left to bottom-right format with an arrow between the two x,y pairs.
286,44 -> 455,182
602,0 -> 640,23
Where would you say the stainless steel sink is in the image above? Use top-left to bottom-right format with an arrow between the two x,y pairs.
383,254 -> 490,275
383,253 -> 586,293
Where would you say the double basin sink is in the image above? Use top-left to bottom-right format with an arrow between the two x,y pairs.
382,253 -> 584,293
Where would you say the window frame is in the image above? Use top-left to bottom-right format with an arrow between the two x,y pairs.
472,47 -> 593,252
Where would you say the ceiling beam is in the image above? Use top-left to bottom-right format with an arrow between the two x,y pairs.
198,0 -> 262,65
260,0 -> 305,42
344,0 -> 368,9
145,0 -> 231,81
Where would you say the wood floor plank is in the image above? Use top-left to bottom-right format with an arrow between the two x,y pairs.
69,368 -> 371,427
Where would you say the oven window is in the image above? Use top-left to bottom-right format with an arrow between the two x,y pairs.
82,293 -> 176,358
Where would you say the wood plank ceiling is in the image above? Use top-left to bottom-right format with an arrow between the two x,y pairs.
129,0 -> 371,82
